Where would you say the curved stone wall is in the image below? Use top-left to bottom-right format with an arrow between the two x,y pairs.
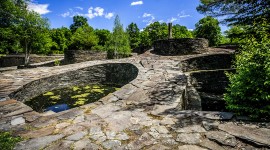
180,53 -> 234,72
9,63 -> 139,102
64,50 -> 107,64
153,38 -> 209,56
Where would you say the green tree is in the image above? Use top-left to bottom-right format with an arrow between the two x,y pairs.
33,29 -> 53,55
224,26 -> 245,44
194,16 -> 221,46
70,16 -> 88,33
50,27 -> 71,53
224,27 -> 270,120
0,0 -> 26,54
197,0 -> 270,26
70,25 -> 98,50
94,29 -> 111,46
140,30 -> 151,47
126,22 -> 141,50
106,15 -> 131,59
172,24 -> 193,38
144,22 -> 168,44
17,11 -> 51,65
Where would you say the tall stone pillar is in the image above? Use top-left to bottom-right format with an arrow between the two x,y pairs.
168,23 -> 173,39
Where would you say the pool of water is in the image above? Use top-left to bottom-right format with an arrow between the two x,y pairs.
25,84 -> 119,113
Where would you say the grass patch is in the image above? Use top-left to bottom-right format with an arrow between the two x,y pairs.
0,132 -> 22,150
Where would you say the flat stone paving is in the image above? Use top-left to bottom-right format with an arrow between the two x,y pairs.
0,49 -> 270,150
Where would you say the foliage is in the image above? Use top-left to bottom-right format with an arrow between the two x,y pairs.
94,29 -> 111,46
224,26 -> 246,44
126,22 -> 141,49
54,59 -> 60,66
70,25 -> 99,50
194,16 -> 221,46
18,10 -> 51,65
0,132 -> 22,150
70,16 -> 88,33
0,0 -> 26,54
50,27 -> 71,53
91,45 -> 105,51
197,0 -> 270,26
106,15 -> 131,59
144,22 -> 168,44
139,30 -> 151,48
224,24 -> 270,120
172,24 -> 193,38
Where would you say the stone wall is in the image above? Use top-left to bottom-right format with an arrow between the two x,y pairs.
153,38 -> 209,56
181,53 -> 234,72
64,50 -> 107,64
0,55 -> 64,67
9,63 -> 139,102
187,69 -> 235,111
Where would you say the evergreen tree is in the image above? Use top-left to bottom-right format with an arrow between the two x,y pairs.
126,22 -> 141,50
106,15 -> 131,59
197,0 -> 270,26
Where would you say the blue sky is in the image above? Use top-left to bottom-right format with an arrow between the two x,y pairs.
28,0 -> 228,32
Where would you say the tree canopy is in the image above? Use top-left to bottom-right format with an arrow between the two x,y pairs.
106,15 -> 131,58
70,16 -> 88,33
70,25 -> 98,50
172,24 -> 193,38
197,0 -> 270,26
126,22 -> 141,50
194,16 -> 221,46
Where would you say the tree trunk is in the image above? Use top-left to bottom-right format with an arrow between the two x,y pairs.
24,41 -> 30,66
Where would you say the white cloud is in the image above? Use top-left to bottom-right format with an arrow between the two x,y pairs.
105,13 -> 114,19
94,7 -> 104,16
61,6 -> 113,20
177,11 -> 191,18
60,8 -> 83,18
168,17 -> 178,23
61,12 -> 70,18
86,7 -> 104,19
143,13 -> 151,18
75,7 -> 83,10
159,20 -> 164,23
131,1 -> 143,6
178,14 -> 191,18
188,29 -> 194,31
27,2 -> 51,15
142,13 -> 155,25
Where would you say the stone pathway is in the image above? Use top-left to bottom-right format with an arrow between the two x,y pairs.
0,49 -> 270,150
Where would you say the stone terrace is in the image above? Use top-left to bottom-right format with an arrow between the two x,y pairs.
0,49 -> 269,150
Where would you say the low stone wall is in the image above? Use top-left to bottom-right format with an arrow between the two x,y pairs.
64,50 -> 107,64
9,63 -> 139,102
187,69 -> 235,111
153,38 -> 209,56
181,53 -> 234,72
0,55 -> 64,67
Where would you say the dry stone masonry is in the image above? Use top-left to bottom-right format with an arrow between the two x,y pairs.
0,47 -> 269,150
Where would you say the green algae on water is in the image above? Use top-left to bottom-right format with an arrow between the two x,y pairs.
25,84 -> 120,113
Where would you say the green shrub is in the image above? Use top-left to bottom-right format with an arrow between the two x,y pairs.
0,132 -> 22,150
224,37 -> 270,120
91,45 -> 105,51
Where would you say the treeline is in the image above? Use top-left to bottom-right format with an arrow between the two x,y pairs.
1,0 -> 229,57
